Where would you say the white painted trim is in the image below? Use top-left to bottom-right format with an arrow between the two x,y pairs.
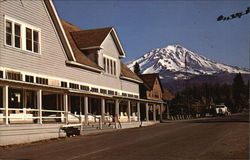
80,46 -> 102,50
4,15 -> 42,55
103,54 -> 117,61
111,28 -> 126,58
120,76 -> 143,84
4,15 -> 40,31
65,61 -> 102,72
99,28 -> 126,58
0,66 -> 140,97
48,0 -> 76,62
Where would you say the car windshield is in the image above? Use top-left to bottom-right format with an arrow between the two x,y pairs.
216,105 -> 225,108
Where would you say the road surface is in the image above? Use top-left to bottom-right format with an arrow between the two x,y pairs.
0,113 -> 249,160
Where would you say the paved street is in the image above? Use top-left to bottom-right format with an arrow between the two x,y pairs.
0,113 -> 249,160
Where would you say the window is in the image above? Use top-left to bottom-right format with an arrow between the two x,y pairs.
90,87 -> 99,93
36,77 -> 48,85
6,71 -> 22,81
5,16 -> 41,53
33,30 -> 39,53
14,23 -> 21,48
108,90 -> 114,95
128,94 -> 133,98
100,89 -> 107,94
26,28 -> 32,51
113,61 -> 116,75
80,85 -> 89,91
103,56 -> 117,76
103,58 -> 106,72
25,75 -> 34,83
6,21 -> 12,46
110,60 -> 113,75
122,93 -> 127,97
154,92 -> 159,98
61,81 -> 67,88
107,59 -> 110,74
69,83 -> 79,89
0,71 -> 3,78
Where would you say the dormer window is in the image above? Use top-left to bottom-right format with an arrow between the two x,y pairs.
103,55 -> 116,76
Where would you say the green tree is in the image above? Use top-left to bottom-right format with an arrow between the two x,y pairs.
232,73 -> 245,112
133,62 -> 140,75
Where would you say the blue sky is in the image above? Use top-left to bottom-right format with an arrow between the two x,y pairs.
54,0 -> 249,68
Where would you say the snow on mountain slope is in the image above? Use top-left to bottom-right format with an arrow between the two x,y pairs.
126,45 -> 249,80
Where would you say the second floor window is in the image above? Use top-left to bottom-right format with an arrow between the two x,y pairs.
5,21 -> 21,48
5,16 -> 40,54
26,28 -> 39,53
15,24 -> 21,48
103,56 -> 117,76
5,21 -> 12,46
26,28 -> 32,51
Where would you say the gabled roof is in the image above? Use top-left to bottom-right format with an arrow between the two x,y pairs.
162,88 -> 175,101
71,27 -> 126,58
43,1 -> 140,81
43,0 -> 76,61
139,73 -> 164,92
120,63 -> 143,83
71,27 -> 112,50
61,20 -> 102,71
43,1 -> 101,72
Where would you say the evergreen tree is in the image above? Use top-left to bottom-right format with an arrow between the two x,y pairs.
232,73 -> 245,112
133,62 -> 140,75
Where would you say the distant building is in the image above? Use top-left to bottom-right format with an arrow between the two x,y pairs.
138,73 -> 164,121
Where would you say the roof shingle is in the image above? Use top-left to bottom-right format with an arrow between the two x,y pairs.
61,20 -> 102,70
120,63 -> 142,83
71,28 -> 112,49
139,73 -> 160,90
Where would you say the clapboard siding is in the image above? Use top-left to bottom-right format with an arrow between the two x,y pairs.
121,80 -> 139,93
100,34 -> 121,77
0,0 -> 139,94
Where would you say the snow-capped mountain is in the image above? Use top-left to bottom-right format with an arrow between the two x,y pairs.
126,45 -> 249,81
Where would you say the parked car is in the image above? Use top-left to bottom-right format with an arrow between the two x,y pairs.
215,105 -> 231,116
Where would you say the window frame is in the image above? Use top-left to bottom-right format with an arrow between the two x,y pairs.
14,23 -> 21,48
4,15 -> 41,54
103,55 -> 117,76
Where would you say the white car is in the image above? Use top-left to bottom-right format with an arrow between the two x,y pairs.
215,105 -> 231,116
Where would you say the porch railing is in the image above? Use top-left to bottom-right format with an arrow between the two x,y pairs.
0,107 -> 66,124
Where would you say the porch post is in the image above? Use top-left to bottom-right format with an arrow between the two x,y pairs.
167,103 -> 170,120
3,85 -> 9,125
160,103 -> 163,121
63,94 -> 68,124
79,96 -> 82,121
84,96 -> 88,125
101,98 -> 105,123
137,102 -> 140,122
37,89 -> 42,124
153,104 -> 156,121
146,102 -> 149,121
115,99 -> 119,121
79,96 -> 83,133
127,100 -> 131,122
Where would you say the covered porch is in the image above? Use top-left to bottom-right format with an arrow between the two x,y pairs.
0,82 -> 163,127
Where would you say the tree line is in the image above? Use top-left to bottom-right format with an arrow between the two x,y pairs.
169,73 -> 249,115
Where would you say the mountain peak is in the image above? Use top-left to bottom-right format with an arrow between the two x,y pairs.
127,45 -> 249,81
